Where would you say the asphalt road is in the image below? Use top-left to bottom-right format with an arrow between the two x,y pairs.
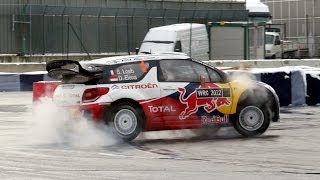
0,92 -> 320,180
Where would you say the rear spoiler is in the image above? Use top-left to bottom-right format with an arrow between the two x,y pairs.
46,60 -> 102,80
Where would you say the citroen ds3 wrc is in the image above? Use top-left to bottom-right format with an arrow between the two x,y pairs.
46,53 -> 280,141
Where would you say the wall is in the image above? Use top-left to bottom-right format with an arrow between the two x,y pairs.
0,0 -> 247,56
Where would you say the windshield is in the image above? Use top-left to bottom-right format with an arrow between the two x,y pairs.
139,42 -> 174,54
265,35 -> 274,44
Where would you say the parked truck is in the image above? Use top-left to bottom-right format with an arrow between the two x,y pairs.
138,22 -> 266,60
265,31 -> 300,59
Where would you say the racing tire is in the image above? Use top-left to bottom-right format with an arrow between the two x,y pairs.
109,103 -> 143,142
233,104 -> 270,137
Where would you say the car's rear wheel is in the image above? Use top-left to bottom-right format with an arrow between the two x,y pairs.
233,104 -> 270,137
109,103 -> 143,142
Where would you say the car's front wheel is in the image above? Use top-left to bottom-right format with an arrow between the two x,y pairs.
233,105 -> 270,137
108,103 -> 143,142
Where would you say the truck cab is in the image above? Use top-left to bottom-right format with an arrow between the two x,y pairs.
265,32 -> 282,59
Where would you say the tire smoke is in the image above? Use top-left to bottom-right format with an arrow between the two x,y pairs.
25,98 -> 120,147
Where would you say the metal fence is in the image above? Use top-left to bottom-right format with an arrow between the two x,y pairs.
0,4 -> 248,56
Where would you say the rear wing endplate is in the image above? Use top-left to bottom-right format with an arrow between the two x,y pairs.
46,60 -> 102,80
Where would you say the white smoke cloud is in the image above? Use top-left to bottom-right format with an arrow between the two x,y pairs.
225,68 -> 273,122
25,98 -> 120,147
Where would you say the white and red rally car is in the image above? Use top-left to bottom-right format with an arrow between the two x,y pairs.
46,53 -> 280,141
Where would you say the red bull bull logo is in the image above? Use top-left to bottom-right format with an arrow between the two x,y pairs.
178,86 -> 231,120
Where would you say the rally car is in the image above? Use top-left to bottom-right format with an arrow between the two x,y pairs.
47,53 -> 280,141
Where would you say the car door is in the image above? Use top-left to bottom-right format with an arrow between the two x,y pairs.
158,59 -> 233,129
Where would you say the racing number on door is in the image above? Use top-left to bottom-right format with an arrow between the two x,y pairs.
196,88 -> 230,98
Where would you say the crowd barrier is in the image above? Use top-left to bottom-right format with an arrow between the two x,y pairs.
1,67 -> 320,106
0,71 -> 53,91
226,67 -> 311,106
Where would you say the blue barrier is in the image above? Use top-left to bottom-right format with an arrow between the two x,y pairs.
305,72 -> 320,105
290,70 -> 306,106
260,72 -> 292,106
0,73 -> 21,91
20,74 -> 44,91
256,70 -> 306,106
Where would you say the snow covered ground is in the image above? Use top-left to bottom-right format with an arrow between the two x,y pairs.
0,92 -> 319,179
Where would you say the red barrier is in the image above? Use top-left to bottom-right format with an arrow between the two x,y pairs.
33,81 -> 60,102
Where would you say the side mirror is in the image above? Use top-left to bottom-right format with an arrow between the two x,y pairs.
200,75 -> 206,86
135,48 -> 140,54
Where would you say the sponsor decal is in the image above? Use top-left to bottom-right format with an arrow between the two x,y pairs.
109,76 -> 118,81
148,105 -> 176,113
117,68 -> 135,75
121,75 -> 138,81
201,115 -> 229,124
61,84 -> 75,89
113,58 -> 135,64
109,70 -> 118,81
196,88 -> 230,98
110,69 -> 117,75
54,93 -> 81,105
111,85 -> 119,90
87,65 -> 102,72
178,87 -> 231,120
55,93 -> 80,98
121,83 -> 158,89
110,68 -> 138,81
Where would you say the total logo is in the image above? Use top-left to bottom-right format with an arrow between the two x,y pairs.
148,106 -> 176,113
178,86 -> 231,120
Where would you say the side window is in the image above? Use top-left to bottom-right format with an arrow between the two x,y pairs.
106,61 -> 150,82
207,68 -> 222,82
174,41 -> 182,52
275,36 -> 281,45
159,60 -> 209,82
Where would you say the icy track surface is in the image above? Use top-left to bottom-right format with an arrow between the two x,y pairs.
0,92 -> 320,180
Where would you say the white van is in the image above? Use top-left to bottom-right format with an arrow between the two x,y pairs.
138,23 -> 209,61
